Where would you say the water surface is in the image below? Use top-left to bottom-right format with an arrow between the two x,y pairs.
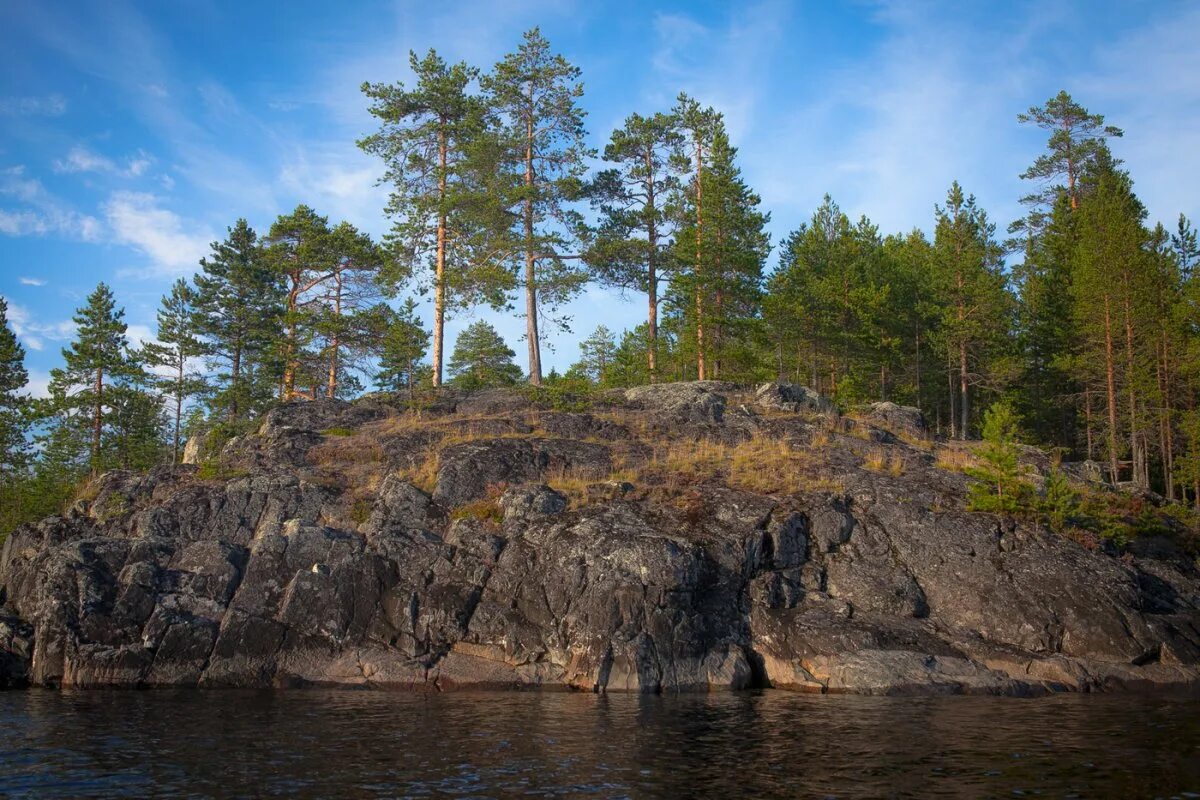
1,689 -> 1196,798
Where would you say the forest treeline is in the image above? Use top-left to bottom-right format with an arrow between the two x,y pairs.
2,28 -> 1199,533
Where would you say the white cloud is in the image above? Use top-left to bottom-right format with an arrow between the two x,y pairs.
0,166 -> 103,241
103,191 -> 213,276
25,370 -> 51,400
126,323 -> 155,348
2,299 -> 76,352
53,145 -> 155,179
0,94 -> 67,117
277,149 -> 387,235
18,277 -> 46,286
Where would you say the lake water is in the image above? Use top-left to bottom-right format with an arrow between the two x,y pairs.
0,689 -> 1196,798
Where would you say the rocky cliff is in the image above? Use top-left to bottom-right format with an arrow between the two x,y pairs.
1,382 -> 1198,694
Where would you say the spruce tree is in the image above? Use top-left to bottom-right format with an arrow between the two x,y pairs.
375,299 -> 430,398
49,283 -> 134,474
670,123 -> 770,381
482,28 -> 592,384
448,321 -> 523,389
0,297 -> 30,480
193,219 -> 282,421
1070,157 -> 1150,484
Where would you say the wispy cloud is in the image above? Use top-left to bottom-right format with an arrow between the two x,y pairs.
0,94 -> 67,117
18,277 -> 46,286
53,145 -> 154,178
103,191 -> 213,276
0,166 -> 103,241
2,298 -> 76,352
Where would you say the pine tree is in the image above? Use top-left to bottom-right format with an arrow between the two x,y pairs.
766,196 -> 896,400
192,219 -> 282,421
263,205 -> 338,400
1070,157 -> 1151,484
317,222 -> 388,399
0,297 -> 30,480
587,111 -> 684,381
49,283 -> 136,474
141,279 -> 206,464
931,182 -> 1012,438
375,299 -> 430,398
1010,193 -> 1079,449
575,325 -> 617,385
482,28 -> 592,384
361,50 -> 511,387
448,321 -> 524,389
1018,90 -> 1123,210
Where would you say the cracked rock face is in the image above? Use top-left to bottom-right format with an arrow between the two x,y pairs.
1,386 -> 1198,695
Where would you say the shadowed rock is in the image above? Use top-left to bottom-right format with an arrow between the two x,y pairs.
0,383 -> 1197,695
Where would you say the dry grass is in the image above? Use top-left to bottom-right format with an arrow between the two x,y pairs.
934,446 -> 979,472
863,447 -> 905,476
543,465 -> 639,506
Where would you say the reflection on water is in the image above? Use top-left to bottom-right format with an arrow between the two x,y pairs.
0,689 -> 1196,798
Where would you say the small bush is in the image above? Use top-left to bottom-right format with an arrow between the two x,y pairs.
195,462 -> 249,482
321,427 -> 356,437
450,498 -> 503,526
350,497 -> 373,524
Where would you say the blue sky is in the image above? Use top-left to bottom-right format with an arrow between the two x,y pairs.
2,0 -> 1198,394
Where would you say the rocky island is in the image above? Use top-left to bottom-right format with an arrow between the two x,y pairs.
1,382 -> 1197,695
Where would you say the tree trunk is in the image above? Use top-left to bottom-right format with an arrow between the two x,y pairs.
1122,294 -> 1144,487
1085,387 -> 1094,461
173,356 -> 183,465
693,136 -> 705,381
959,338 -> 969,439
325,270 -> 343,400
91,367 -> 103,475
283,276 -> 300,400
914,319 -> 922,410
523,103 -> 541,385
229,335 -> 242,422
1103,295 -> 1120,484
947,350 -> 956,440
433,127 -> 448,388
646,147 -> 658,383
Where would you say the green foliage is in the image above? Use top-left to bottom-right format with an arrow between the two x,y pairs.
0,297 -> 30,480
448,321 -> 523,389
192,219 -> 284,422
141,278 -> 207,464
1039,468 -> 1080,531
45,283 -> 163,476
482,27 -> 594,381
360,48 -> 514,386
374,298 -> 430,396
669,116 -> 770,381
195,462 -> 249,482
967,400 -> 1029,513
